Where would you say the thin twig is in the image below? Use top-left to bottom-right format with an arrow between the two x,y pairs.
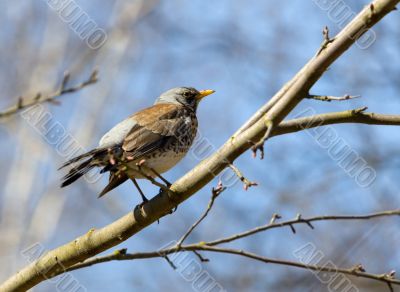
176,181 -> 225,248
273,109 -> 400,137
162,255 -> 177,270
251,119 -> 274,159
192,250 -> 209,262
206,209 -> 400,246
269,213 -> 282,224
228,164 -> 258,190
316,26 -> 334,56
66,245 -> 400,286
185,246 -> 400,287
66,244 -> 400,287
306,93 -> 361,102
0,69 -> 98,119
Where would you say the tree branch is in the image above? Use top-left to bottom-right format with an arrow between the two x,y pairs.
66,246 -> 400,287
306,93 -> 361,102
176,181 -> 225,248
273,109 -> 400,137
228,164 -> 258,190
66,209 -> 400,287
0,70 -> 98,120
1,1 -> 398,291
206,209 -> 400,246
233,1 -> 397,136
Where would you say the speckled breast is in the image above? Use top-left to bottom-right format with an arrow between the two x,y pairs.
127,110 -> 198,179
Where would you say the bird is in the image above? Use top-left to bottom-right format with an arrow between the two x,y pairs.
59,87 -> 215,202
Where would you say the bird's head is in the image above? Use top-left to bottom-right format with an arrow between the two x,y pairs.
154,87 -> 215,110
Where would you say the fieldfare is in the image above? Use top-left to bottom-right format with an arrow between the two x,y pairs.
59,87 -> 214,202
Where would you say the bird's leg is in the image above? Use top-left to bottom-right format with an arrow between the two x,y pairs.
148,167 -> 172,187
138,163 -> 177,213
135,160 -> 176,214
148,167 -> 177,213
131,178 -> 148,204
131,178 -> 159,222
136,160 -> 171,190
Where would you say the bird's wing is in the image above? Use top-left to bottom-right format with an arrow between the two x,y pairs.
122,103 -> 193,160
99,117 -> 137,148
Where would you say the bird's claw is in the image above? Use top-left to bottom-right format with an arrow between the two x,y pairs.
134,196 -> 148,211
170,205 -> 178,214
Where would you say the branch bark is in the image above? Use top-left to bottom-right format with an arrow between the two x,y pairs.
1,0 -> 399,291
306,93 -> 361,102
68,245 -> 400,287
274,109 -> 400,136
0,70 -> 98,120
65,209 -> 400,287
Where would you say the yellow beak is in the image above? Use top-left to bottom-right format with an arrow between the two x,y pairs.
196,89 -> 215,101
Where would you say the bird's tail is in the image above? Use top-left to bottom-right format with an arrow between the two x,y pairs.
59,148 -> 108,187
98,171 -> 128,198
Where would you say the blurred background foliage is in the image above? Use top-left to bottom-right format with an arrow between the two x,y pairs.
0,1 -> 399,291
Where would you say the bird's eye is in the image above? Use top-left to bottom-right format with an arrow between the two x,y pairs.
183,92 -> 196,104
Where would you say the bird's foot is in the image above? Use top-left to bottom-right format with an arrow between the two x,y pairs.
158,187 -> 168,195
134,199 -> 146,209
139,195 -> 149,207
170,205 -> 178,213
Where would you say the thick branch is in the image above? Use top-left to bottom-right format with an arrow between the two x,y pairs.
0,70 -> 98,119
1,1 -> 398,291
233,1 -> 397,136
